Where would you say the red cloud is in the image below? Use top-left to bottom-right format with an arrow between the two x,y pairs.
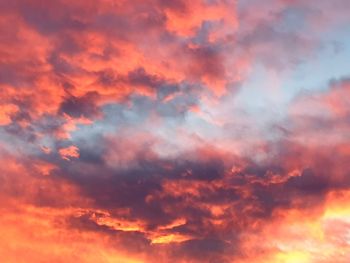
1,0 -> 350,262
59,145 -> 80,160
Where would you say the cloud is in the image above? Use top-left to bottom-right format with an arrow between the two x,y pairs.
59,145 -> 80,160
1,0 -> 350,262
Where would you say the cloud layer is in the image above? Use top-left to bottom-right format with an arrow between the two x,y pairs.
1,0 -> 350,262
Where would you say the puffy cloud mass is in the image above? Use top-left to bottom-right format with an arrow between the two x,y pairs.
0,0 -> 350,262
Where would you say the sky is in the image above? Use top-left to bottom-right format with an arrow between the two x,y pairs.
0,0 -> 350,262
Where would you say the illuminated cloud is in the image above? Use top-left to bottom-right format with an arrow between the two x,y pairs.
59,145 -> 80,161
0,0 -> 350,262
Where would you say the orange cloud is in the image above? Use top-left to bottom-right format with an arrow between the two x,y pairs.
1,0 -> 350,262
59,145 -> 80,160
0,104 -> 19,125
235,190 -> 350,263
0,203 -> 146,263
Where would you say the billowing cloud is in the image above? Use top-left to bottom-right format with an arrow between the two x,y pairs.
1,0 -> 350,262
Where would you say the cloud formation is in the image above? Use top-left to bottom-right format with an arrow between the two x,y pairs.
1,0 -> 350,262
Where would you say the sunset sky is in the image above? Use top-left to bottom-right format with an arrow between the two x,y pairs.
0,0 -> 350,262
